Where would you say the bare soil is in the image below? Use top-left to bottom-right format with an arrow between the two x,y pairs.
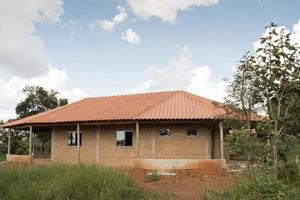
128,169 -> 238,200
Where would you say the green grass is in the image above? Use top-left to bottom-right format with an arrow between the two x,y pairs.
0,164 -> 165,200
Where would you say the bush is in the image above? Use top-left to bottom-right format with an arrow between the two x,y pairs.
0,164 -> 164,200
203,173 -> 300,200
145,170 -> 160,182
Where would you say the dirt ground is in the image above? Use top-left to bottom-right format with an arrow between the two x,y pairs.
128,169 -> 238,200
0,160 -> 238,200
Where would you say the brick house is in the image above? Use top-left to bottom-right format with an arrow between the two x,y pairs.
2,91 -> 232,170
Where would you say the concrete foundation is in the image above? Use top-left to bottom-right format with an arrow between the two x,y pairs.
135,159 -> 226,171
6,154 -> 32,164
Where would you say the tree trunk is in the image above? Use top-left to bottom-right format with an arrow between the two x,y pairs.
272,144 -> 278,177
273,121 -> 279,177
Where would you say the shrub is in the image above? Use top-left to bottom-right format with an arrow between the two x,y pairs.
145,170 -> 160,182
203,173 -> 300,200
0,164 -> 165,200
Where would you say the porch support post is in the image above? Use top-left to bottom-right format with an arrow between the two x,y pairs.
77,123 -> 80,164
32,133 -> 35,156
136,121 -> 140,158
29,125 -> 32,157
219,121 -> 224,159
7,128 -> 11,155
95,127 -> 100,164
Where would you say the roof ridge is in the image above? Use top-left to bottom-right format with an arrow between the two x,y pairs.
132,91 -> 180,119
88,90 -> 181,99
181,91 -> 224,118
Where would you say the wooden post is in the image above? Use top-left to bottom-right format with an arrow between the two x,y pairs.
7,128 -> 11,155
136,121 -> 140,158
95,127 -> 100,164
219,121 -> 224,159
29,125 -> 32,157
151,127 -> 156,159
77,123 -> 80,164
32,133 -> 35,156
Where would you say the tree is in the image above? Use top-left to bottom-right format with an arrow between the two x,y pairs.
250,23 -> 300,175
224,52 -> 259,129
16,86 -> 68,118
226,128 -> 269,181
15,85 -> 68,153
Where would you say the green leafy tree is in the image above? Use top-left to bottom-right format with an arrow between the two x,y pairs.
249,23 -> 300,175
224,52 -> 259,129
16,86 -> 68,118
15,85 -> 68,154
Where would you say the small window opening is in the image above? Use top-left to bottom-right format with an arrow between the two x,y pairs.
68,131 -> 82,146
116,130 -> 133,146
159,128 -> 171,137
187,128 -> 198,136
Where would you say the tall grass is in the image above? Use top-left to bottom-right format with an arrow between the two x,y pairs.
0,164 -> 163,200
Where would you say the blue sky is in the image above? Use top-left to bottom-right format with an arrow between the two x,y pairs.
0,0 -> 300,119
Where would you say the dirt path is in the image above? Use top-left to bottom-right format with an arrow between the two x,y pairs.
128,169 -> 238,200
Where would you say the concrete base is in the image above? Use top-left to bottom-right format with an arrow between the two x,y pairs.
6,154 -> 32,164
135,159 -> 226,171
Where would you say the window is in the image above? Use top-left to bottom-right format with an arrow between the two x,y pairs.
116,130 -> 133,146
68,131 -> 82,146
187,128 -> 197,136
159,128 -> 170,137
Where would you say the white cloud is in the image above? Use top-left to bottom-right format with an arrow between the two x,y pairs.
292,19 -> 300,45
0,67 -> 88,120
121,28 -> 141,45
0,0 -> 88,120
127,0 -> 218,23
98,6 -> 128,32
132,46 -> 226,101
0,0 -> 64,78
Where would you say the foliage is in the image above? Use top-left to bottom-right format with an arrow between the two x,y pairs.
278,139 -> 300,185
0,154 -> 5,162
145,170 -> 160,182
0,129 -> 28,155
224,52 -> 259,128
13,85 -> 68,154
226,128 -> 271,180
224,23 -> 300,176
203,172 -> 300,200
35,132 -> 51,154
0,164 -> 165,200
15,85 -> 68,119
250,23 -> 300,173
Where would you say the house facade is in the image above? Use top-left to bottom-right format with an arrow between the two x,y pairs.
3,91 -> 228,170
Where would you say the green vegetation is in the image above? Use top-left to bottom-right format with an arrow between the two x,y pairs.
0,164 -> 164,200
145,170 -> 161,182
0,153 -> 5,162
0,86 -> 69,156
205,22 -> 300,200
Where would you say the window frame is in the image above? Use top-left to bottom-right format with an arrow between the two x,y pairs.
116,130 -> 133,147
68,131 -> 82,147
186,128 -> 198,137
159,128 -> 171,137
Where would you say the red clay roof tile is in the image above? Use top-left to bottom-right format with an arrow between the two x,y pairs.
2,90 -> 254,128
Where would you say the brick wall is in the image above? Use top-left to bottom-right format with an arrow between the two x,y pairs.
51,122 -> 221,167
